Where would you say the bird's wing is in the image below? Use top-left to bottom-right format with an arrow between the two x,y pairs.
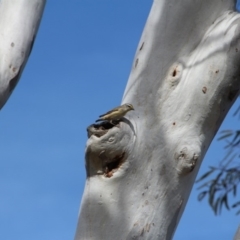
99,106 -> 119,117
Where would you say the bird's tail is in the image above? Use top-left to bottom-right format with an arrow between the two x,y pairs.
95,119 -> 102,122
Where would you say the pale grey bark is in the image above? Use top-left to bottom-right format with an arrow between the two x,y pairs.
75,1 -> 240,239
234,226 -> 240,240
0,0 -> 46,109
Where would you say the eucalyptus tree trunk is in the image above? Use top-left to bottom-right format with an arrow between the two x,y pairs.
0,0 -> 46,109
75,0 -> 240,239
234,226 -> 240,240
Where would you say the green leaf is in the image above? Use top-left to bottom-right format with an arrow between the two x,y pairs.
196,168 -> 215,183
230,131 -> 240,146
209,183 -> 217,208
218,130 -> 233,141
235,209 -> 240,215
213,197 -> 220,215
232,201 -> 240,208
233,185 -> 237,197
221,179 -> 227,189
215,172 -> 223,182
197,180 -> 213,190
233,138 -> 240,147
233,105 -> 240,117
222,194 -> 230,210
198,191 -> 207,201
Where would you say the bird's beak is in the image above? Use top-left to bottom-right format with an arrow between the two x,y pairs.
131,106 -> 134,110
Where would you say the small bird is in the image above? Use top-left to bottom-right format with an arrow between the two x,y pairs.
95,103 -> 134,123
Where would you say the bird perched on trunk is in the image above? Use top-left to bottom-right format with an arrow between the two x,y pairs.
95,103 -> 134,123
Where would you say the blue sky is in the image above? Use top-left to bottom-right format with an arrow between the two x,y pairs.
0,1 -> 240,240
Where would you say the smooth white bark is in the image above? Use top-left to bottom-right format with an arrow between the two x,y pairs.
234,226 -> 240,240
76,1 -> 240,239
0,0 -> 46,109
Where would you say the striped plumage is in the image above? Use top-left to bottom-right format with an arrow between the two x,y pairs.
95,103 -> 134,122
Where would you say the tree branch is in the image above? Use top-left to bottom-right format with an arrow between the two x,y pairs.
0,0 -> 46,109
75,1 -> 240,239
